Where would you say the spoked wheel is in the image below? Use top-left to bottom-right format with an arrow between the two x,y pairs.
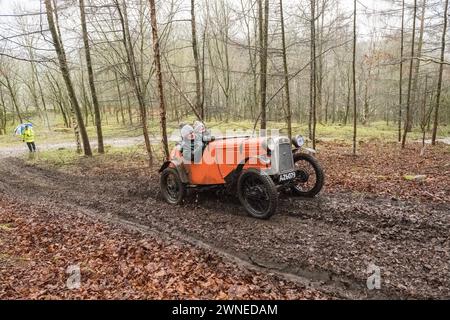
160,168 -> 186,204
291,153 -> 324,197
237,169 -> 278,219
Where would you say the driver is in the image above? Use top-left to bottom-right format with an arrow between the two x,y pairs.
193,121 -> 215,163
180,121 -> 215,163
194,121 -> 214,145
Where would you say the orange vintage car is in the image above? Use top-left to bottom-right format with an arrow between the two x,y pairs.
159,129 -> 324,219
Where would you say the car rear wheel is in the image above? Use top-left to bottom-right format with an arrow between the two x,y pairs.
291,153 -> 324,197
160,168 -> 186,204
237,169 -> 278,219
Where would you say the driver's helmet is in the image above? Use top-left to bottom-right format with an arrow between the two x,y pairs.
193,121 -> 206,134
180,124 -> 194,140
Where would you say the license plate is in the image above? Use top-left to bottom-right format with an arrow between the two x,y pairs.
279,171 -> 296,182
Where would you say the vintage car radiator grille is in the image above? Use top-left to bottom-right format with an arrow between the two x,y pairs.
278,143 -> 294,173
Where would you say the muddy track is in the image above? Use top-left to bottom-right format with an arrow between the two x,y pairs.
0,158 -> 449,299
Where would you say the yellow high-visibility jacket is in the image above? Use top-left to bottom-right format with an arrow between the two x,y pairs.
22,128 -> 35,143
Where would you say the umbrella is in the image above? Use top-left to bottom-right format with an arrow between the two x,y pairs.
14,123 -> 33,136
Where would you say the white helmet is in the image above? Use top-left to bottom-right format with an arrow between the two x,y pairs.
193,121 -> 206,133
180,124 -> 194,139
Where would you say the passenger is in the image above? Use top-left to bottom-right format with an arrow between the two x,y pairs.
180,124 -> 195,163
193,121 -> 214,144
193,121 -> 215,163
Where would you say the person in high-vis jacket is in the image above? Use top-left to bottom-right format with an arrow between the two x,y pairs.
22,125 -> 36,152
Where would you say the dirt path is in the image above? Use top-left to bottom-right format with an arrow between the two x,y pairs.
0,137 -> 136,158
424,137 -> 450,145
0,158 -> 448,299
1,194 -> 324,299
0,136 -> 179,158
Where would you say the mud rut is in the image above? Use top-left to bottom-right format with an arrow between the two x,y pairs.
0,158 -> 448,299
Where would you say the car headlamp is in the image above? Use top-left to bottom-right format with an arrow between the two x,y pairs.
292,135 -> 305,148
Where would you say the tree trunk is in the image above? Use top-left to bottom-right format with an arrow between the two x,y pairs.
0,87 -> 7,135
421,74 -> 429,150
279,0 -> 292,139
398,0 -> 405,142
44,0 -> 92,156
432,0 -> 448,145
344,69 -> 350,125
190,0 -> 203,120
126,92 -> 133,125
149,0 -> 169,160
331,72 -> 336,124
410,0 -> 426,130
80,0 -> 104,153
201,22 -> 207,119
402,0 -> 417,148
71,107 -> 82,154
4,76 -> 23,123
310,0 -> 317,148
79,59 -> 90,127
30,56 -> 51,130
113,70 -> 126,125
25,49 -> 44,124
116,0 -> 153,165
259,0 -> 269,130
352,0 -> 357,155
316,0 -> 324,124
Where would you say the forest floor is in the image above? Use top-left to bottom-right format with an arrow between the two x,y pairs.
0,136 -> 158,158
0,141 -> 449,299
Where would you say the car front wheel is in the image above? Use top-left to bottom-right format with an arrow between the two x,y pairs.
237,168 -> 278,219
291,153 -> 324,197
160,167 -> 186,204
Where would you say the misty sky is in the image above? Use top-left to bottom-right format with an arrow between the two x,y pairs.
0,0 -> 396,40
0,0 -> 391,18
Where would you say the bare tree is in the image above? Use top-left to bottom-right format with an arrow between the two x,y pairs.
80,0 -> 104,154
17,17 -> 51,130
149,0 -> 169,160
115,0 -> 153,165
410,0 -> 427,130
398,0 -> 405,142
352,0 -> 357,155
0,85 -> 7,134
191,0 -> 203,119
206,0 -> 232,120
46,72 -> 70,128
402,0 -> 417,148
113,69 -> 126,125
431,0 -> 448,145
259,0 -> 269,130
0,66 -> 23,123
44,0 -> 92,156
310,0 -> 317,146
280,0 -> 292,139
419,74 -> 432,151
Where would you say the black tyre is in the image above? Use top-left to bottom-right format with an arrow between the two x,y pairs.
237,168 -> 278,219
160,168 -> 186,204
291,153 -> 324,197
